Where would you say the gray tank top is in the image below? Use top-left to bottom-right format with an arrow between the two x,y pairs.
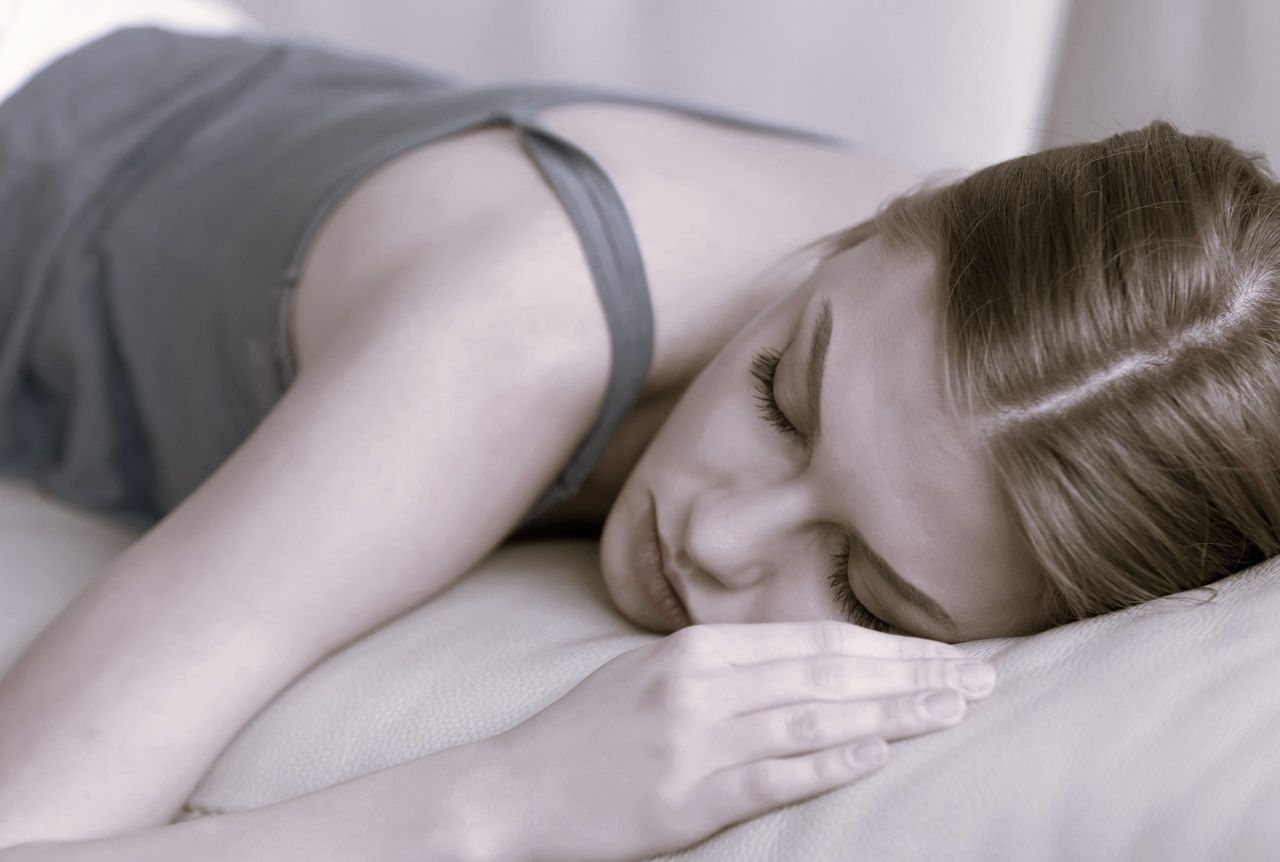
0,27 -> 854,529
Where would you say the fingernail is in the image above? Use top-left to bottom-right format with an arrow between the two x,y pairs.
952,661 -> 996,696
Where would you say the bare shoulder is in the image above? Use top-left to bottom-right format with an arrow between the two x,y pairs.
289,123 -> 609,379
292,101 -> 927,395
532,102 -> 930,388
537,99 -> 928,229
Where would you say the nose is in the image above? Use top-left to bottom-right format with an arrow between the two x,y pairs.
680,478 -> 815,587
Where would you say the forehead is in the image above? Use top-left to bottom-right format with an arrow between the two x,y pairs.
812,236 -> 1041,635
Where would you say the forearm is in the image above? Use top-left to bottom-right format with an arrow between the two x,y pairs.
0,277 -> 608,844
0,539 -> 314,846
2,738 -> 525,862
0,811 -> 229,862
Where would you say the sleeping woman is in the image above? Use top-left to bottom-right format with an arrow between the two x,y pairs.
3,12 -> 1280,862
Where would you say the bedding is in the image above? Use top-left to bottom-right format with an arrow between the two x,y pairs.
2,476 -> 1276,860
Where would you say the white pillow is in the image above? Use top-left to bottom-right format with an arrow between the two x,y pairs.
176,537 -> 1280,860
3,478 -> 1277,859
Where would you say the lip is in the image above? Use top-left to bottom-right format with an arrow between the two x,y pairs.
640,493 -> 692,629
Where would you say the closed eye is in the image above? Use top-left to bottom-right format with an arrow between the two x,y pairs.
750,345 -> 894,633
750,346 -> 807,450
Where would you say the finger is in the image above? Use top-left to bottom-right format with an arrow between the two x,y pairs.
700,736 -> 889,828
668,620 -> 964,670
702,654 -> 996,716
713,689 -> 966,768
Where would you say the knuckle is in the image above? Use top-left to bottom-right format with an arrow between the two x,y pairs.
640,661 -> 707,720
781,705 -> 826,746
815,620 -> 849,654
664,625 -> 719,667
810,656 -> 847,692
662,626 -> 700,659
913,659 -> 948,690
901,639 -> 939,660
741,762 -> 785,807
897,692 -> 930,726
812,749 -> 847,783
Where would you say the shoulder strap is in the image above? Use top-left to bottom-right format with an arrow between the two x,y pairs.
508,106 -> 654,525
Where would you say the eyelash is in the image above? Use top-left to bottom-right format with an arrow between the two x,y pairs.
829,535 -> 893,634
749,346 -> 893,634
749,346 -> 808,449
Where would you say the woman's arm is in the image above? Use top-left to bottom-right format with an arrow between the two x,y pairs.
0,198 -> 614,846
1,738 -> 521,861
3,620 -> 989,862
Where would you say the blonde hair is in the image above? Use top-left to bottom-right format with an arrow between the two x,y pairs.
807,121 -> 1280,628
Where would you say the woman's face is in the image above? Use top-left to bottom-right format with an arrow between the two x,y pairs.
599,233 -> 1046,643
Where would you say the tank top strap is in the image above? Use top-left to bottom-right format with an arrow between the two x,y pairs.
502,90 -> 855,526
506,107 -> 653,525
480,81 -> 855,153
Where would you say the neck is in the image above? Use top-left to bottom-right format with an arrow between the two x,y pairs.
511,257 -> 815,539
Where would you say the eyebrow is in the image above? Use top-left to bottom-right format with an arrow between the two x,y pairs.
806,299 -> 833,445
858,532 -> 959,635
804,298 -> 960,636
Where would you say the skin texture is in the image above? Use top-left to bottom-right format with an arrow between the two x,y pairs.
600,233 -> 1047,642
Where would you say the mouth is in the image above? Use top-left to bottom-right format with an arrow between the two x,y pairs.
641,493 -> 692,630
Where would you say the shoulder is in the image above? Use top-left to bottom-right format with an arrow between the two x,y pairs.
292,99 -> 928,391
290,122 -> 614,383
535,100 -> 928,236
532,102 -> 929,390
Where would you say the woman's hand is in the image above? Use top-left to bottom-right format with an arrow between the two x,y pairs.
486,620 -> 994,862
